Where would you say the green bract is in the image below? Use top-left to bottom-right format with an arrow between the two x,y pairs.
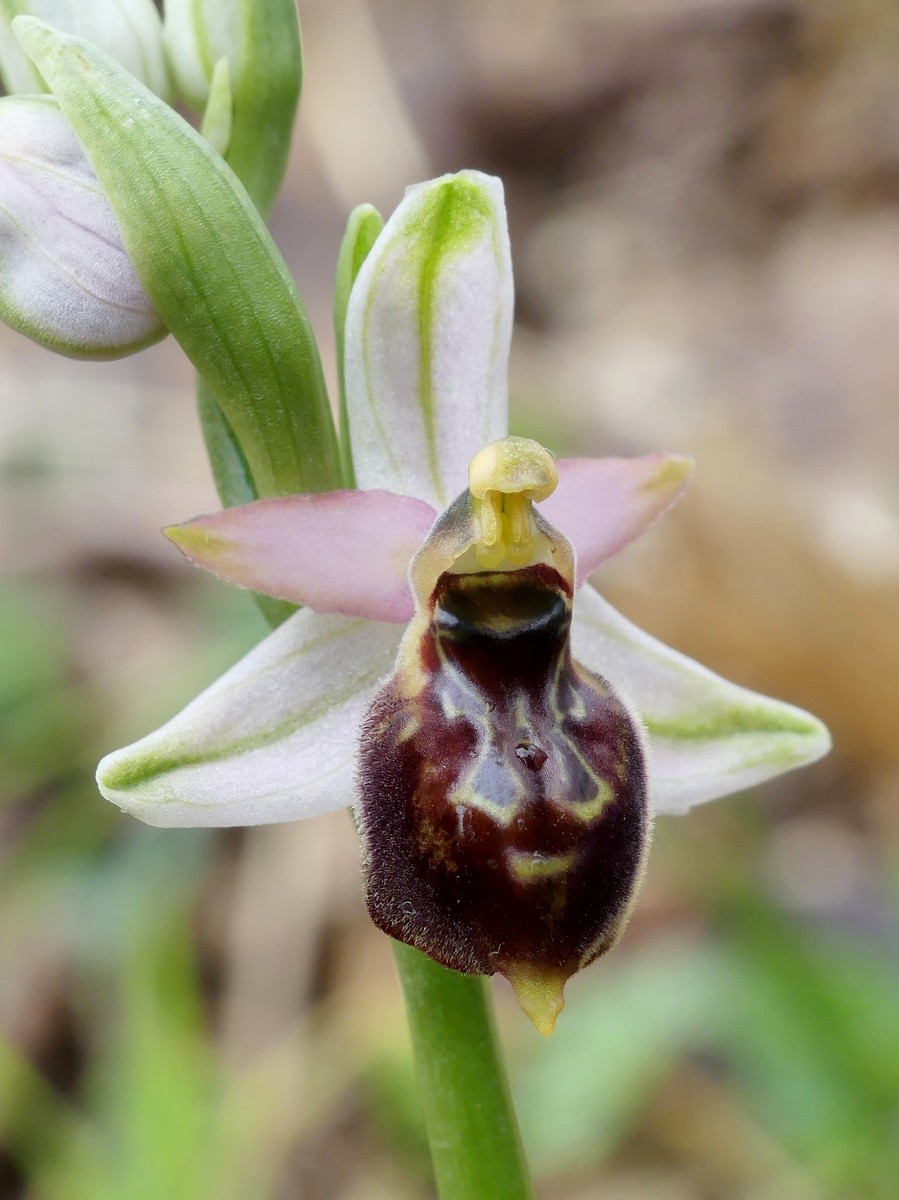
15,16 -> 340,498
198,56 -> 232,157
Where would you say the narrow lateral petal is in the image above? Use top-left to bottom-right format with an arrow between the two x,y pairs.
344,170 -> 513,508
541,455 -> 693,584
97,611 -> 403,827
571,586 -> 830,814
165,489 -> 436,623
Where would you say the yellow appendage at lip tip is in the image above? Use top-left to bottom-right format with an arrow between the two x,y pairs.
468,437 -> 558,569
503,961 -> 568,1035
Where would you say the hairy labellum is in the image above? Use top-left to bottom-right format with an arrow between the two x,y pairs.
358,482 -> 650,1034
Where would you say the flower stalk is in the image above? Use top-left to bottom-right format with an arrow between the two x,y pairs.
393,943 -> 535,1200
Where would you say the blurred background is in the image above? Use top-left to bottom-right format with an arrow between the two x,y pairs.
2,0 -> 898,1196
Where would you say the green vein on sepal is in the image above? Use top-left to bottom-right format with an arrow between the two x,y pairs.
15,16 -> 341,498
645,702 -> 823,743
359,171 -> 505,505
99,620 -> 382,797
412,178 -> 497,499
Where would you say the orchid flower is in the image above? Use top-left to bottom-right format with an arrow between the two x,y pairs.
96,171 -> 829,1032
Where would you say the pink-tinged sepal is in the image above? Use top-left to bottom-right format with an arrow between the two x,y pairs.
542,454 -> 693,584
165,489 -> 437,623
357,561 -> 649,1035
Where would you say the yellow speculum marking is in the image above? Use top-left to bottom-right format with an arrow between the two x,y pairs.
508,849 -> 576,882
548,656 -> 614,822
431,633 -> 527,826
468,437 -> 558,569
568,779 -> 613,822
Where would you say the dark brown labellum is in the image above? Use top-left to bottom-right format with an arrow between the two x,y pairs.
357,562 -> 649,1032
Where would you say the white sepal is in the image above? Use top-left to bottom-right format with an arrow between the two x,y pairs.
344,170 -> 513,509
97,610 -> 403,827
571,585 -> 830,814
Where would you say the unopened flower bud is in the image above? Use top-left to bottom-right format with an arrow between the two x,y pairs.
358,439 -> 650,1034
163,0 -> 245,112
0,97 -> 163,358
0,0 -> 169,99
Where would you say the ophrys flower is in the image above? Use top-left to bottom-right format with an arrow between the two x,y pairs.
97,171 -> 830,1031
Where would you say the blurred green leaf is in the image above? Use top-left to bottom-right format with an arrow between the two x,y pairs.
0,1034 -> 103,1196
364,1047 -> 430,1178
715,888 -> 899,1196
0,588 -> 96,802
0,586 -> 65,706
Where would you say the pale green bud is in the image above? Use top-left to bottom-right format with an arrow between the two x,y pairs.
163,0 -> 244,112
199,56 -> 233,157
0,0 -> 169,98
162,0 -> 301,214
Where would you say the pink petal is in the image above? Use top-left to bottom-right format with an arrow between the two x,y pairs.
165,490 -> 437,623
541,454 -> 693,584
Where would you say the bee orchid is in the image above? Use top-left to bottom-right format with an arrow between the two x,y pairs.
97,172 -> 830,1031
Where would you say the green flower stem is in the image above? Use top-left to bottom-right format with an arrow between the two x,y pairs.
392,941 -> 536,1200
